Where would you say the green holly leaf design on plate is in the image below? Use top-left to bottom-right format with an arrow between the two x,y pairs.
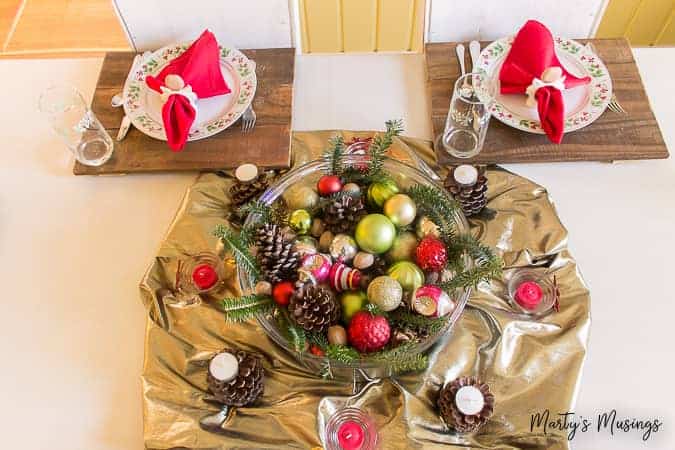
221,48 -> 231,58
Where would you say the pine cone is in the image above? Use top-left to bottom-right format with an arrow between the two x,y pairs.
254,224 -> 300,283
323,194 -> 367,234
229,172 -> 275,208
444,166 -> 488,217
365,256 -> 388,277
288,284 -> 340,332
438,376 -> 495,433
207,349 -> 264,407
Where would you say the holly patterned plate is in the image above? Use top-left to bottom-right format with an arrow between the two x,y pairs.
123,44 -> 256,142
478,37 -> 612,134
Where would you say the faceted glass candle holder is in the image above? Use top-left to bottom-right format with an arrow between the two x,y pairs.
178,251 -> 225,298
507,268 -> 556,316
325,407 -> 378,450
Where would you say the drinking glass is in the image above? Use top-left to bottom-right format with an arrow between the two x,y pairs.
38,85 -> 114,166
442,72 -> 495,159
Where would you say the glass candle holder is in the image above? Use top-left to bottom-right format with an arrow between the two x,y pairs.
38,84 -> 114,166
325,407 -> 378,450
170,252 -> 226,306
442,73 -> 496,159
507,269 -> 557,316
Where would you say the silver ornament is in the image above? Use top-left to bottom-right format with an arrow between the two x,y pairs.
329,234 -> 358,262
384,194 -> 417,227
342,183 -> 361,195
282,184 -> 319,210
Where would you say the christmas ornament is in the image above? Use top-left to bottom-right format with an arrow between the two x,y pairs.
254,280 -> 272,296
444,165 -> 488,217
367,276 -> 403,312
310,218 -> 325,238
342,182 -> 361,195
289,284 -> 340,332
385,231 -> 418,262
412,285 -> 456,317
340,290 -> 367,323
383,194 -> 417,227
298,253 -> 332,284
272,281 -> 294,306
387,261 -> 424,291
283,184 -> 319,211
192,263 -> 218,290
415,236 -> 448,272
353,252 -> 375,270
289,209 -> 312,234
366,179 -> 399,209
293,235 -> 318,257
310,345 -> 325,356
354,214 -> 396,254
327,324 -> 348,346
319,231 -> 335,252
390,327 -> 420,347
329,234 -> 359,262
347,311 -> 391,353
438,376 -> 494,433
515,281 -> 543,310
329,260 -> 362,292
323,194 -> 367,234
255,224 -> 300,283
317,175 -> 343,196
207,349 -> 264,407
416,216 -> 440,239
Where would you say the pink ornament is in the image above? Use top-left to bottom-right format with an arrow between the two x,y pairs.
412,285 -> 456,317
329,261 -> 362,292
298,253 -> 332,284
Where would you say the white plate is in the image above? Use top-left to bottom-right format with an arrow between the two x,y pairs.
123,44 -> 256,141
477,37 -> 612,134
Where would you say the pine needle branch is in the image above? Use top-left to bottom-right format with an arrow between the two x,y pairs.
325,344 -> 360,363
221,295 -> 275,322
364,303 -> 388,317
307,331 -> 329,349
287,323 -> 307,353
371,342 -> 429,374
213,224 -> 261,282
404,184 -> 460,243
364,119 -> 403,180
323,135 -> 346,175
238,201 -> 288,227
389,310 -> 449,335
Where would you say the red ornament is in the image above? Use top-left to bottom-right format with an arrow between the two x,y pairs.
415,236 -> 447,272
515,281 -> 543,310
317,175 -> 343,196
329,260 -> 362,292
347,311 -> 391,353
192,264 -> 218,290
272,281 -> 294,306
309,344 -> 325,356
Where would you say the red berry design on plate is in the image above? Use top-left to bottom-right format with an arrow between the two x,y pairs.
192,264 -> 218,290
347,311 -> 391,353
272,281 -> 295,306
415,236 -> 447,272
317,175 -> 343,196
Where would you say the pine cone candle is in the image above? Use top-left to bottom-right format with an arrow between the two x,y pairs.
255,224 -> 300,283
444,165 -> 488,217
207,349 -> 264,407
288,284 -> 340,332
438,376 -> 495,433
229,165 -> 276,208
323,194 -> 367,234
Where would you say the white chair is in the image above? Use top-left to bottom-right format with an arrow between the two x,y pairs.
112,0 -> 295,51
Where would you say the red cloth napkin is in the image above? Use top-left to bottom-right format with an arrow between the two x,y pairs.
499,20 -> 590,143
146,30 -> 230,151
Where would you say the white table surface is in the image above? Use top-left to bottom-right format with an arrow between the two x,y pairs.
1,49 -> 673,450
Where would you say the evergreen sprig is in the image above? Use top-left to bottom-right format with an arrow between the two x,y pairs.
371,342 -> 429,374
364,303 -> 388,317
221,295 -> 275,322
364,119 -> 403,180
440,234 -> 503,292
307,331 -> 329,349
389,310 -> 450,335
405,184 -> 460,242
238,200 -> 288,227
213,224 -> 261,282
287,322 -> 307,353
323,135 -> 346,175
325,344 -> 360,363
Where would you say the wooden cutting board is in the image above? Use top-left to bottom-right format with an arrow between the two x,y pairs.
426,38 -> 669,164
74,48 -> 294,175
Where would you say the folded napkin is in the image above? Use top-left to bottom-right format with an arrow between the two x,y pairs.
499,20 -> 590,143
146,30 -> 231,151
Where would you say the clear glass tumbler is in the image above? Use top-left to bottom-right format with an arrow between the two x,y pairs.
38,85 -> 114,166
442,72 -> 495,159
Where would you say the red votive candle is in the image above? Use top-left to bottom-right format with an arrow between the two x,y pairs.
192,263 -> 218,290
337,420 -> 365,450
515,280 -> 543,310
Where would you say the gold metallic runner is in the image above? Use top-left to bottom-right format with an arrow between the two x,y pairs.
140,131 -> 590,449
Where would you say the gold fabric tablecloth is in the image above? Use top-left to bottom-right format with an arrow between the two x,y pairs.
139,131 -> 590,449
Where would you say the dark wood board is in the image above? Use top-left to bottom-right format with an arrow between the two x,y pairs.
426,38 -> 669,164
74,48 -> 295,175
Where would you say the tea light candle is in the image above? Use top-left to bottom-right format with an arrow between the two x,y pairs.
515,280 -> 543,310
453,165 -> 478,186
192,263 -> 218,291
337,420 -> 365,450
235,163 -> 259,184
455,385 -> 485,416
209,352 -> 239,382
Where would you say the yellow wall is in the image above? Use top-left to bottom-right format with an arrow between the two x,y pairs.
299,0 -> 424,53
596,0 -> 675,46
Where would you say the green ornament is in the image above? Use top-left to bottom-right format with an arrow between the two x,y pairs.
367,179 -> 399,209
354,214 -> 396,254
384,194 -> 417,227
340,290 -> 367,324
386,231 -> 418,262
289,209 -> 312,234
283,185 -> 319,210
387,261 -> 424,291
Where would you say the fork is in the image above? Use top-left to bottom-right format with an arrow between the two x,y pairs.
241,105 -> 256,133
586,42 -> 626,115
